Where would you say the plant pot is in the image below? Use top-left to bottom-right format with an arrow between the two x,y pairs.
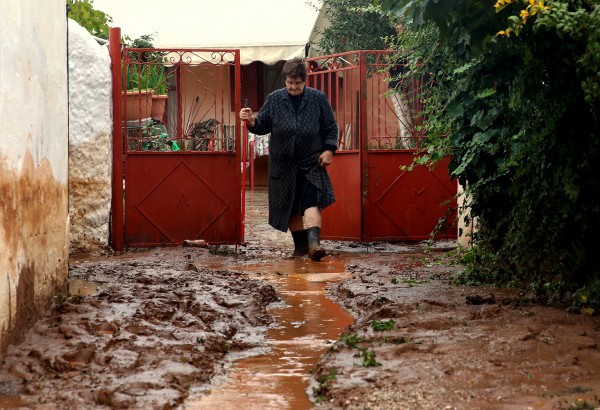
151,94 -> 168,122
122,90 -> 153,121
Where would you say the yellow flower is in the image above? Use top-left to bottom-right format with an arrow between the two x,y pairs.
497,30 -> 507,36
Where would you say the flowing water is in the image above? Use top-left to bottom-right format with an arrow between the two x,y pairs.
184,256 -> 354,409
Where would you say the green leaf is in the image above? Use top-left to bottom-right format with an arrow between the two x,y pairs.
447,100 -> 464,119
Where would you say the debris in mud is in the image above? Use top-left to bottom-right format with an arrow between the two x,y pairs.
182,239 -> 208,248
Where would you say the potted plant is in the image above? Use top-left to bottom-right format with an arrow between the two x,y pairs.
146,64 -> 169,122
122,34 -> 167,122
122,65 -> 154,122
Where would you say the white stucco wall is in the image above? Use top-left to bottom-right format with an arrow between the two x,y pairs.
67,19 -> 112,255
0,0 -> 69,356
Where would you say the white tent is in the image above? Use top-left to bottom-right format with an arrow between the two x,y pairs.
93,0 -> 325,65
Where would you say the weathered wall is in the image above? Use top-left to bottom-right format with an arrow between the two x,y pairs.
0,0 -> 69,357
67,19 -> 112,255
457,183 -> 476,248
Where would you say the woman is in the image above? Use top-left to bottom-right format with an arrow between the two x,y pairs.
239,57 -> 338,261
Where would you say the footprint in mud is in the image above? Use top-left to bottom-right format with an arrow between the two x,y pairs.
125,324 -> 152,335
89,320 -> 119,336
61,346 -> 97,367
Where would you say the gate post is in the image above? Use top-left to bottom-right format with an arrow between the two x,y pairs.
358,51 -> 369,241
109,28 -> 124,253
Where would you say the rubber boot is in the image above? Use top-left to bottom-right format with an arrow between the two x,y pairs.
307,227 -> 326,261
291,230 -> 308,257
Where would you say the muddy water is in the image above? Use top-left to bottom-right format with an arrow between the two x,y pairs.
68,278 -> 98,296
184,256 -> 354,410
0,396 -> 27,408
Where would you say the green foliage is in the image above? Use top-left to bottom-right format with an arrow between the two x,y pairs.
359,348 -> 381,367
570,279 -> 600,315
534,2 -> 600,111
67,0 -> 112,40
371,319 -> 396,331
312,0 -> 398,54
124,65 -> 168,94
373,0 -> 600,308
341,332 -> 361,348
312,368 -> 338,403
123,34 -> 170,94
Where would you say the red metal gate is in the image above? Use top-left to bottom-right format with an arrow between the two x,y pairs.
307,51 -> 456,241
110,29 -> 244,249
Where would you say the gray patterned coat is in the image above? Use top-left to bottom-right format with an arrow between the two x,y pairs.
249,87 -> 338,232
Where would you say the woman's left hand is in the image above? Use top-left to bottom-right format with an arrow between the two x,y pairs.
318,150 -> 333,167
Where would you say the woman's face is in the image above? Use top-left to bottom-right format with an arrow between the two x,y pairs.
285,76 -> 305,96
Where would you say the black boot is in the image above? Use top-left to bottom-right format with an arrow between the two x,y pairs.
291,230 -> 308,257
307,227 -> 326,261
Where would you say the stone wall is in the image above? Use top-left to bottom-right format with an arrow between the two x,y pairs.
67,20 -> 112,255
0,0 -> 69,357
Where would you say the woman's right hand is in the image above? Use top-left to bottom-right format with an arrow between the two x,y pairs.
239,108 -> 255,127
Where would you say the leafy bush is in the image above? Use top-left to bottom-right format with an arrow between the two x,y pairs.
375,0 -> 600,309
67,0 -> 112,40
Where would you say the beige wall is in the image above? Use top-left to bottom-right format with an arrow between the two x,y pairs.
0,0 -> 69,357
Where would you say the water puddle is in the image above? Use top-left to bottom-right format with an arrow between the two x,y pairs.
68,278 -> 98,296
184,255 -> 354,409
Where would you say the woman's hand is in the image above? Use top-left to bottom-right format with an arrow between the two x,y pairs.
239,108 -> 255,127
318,150 -> 333,167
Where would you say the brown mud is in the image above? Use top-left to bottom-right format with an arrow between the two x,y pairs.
312,254 -> 600,410
0,188 -> 599,409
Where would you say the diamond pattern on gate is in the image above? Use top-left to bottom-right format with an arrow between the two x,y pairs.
136,160 -> 228,243
374,169 -> 451,236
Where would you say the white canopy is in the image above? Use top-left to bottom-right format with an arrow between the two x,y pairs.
93,0 -> 324,65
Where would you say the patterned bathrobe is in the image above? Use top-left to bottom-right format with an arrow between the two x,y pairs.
249,86 -> 338,232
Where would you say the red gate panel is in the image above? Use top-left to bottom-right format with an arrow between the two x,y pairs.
126,154 -> 239,246
309,51 -> 457,243
366,153 -> 456,241
113,46 -> 243,248
321,152 -> 361,241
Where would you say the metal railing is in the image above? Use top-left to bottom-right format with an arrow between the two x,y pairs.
308,50 -> 431,151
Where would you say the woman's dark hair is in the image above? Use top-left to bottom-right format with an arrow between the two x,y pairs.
282,57 -> 308,81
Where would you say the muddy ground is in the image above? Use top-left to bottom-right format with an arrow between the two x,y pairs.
312,251 -> 600,410
1,192 -> 600,409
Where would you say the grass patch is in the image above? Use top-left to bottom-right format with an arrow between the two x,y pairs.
371,319 -> 396,331
312,368 -> 338,403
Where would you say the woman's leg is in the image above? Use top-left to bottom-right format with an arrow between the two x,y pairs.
302,207 -> 322,229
